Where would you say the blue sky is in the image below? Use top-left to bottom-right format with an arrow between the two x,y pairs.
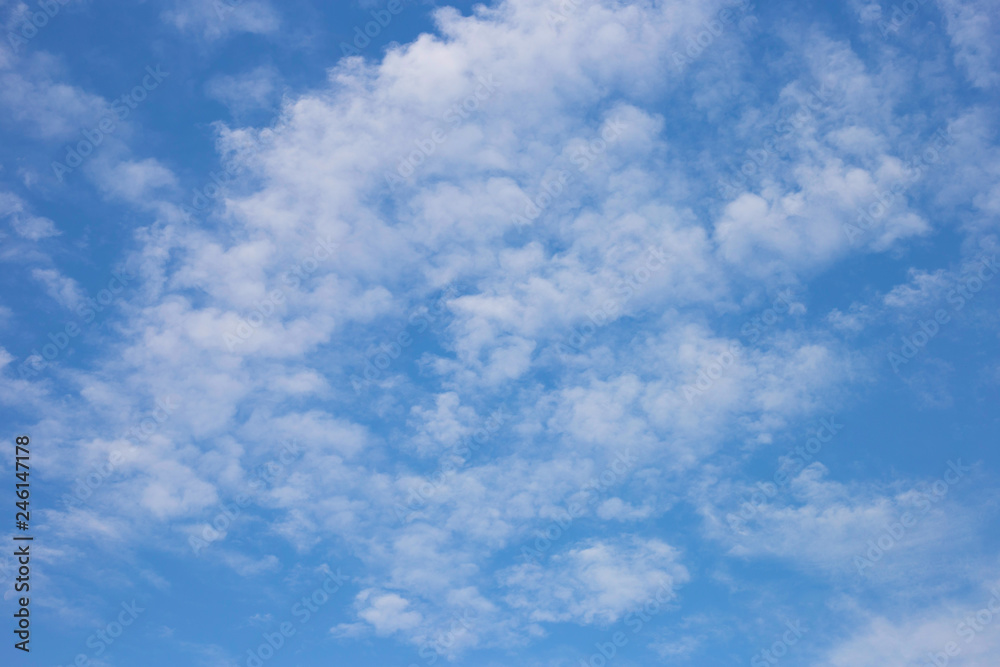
1,0 -> 999,665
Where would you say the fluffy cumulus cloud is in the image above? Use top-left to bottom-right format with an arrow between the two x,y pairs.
1,0 -> 999,664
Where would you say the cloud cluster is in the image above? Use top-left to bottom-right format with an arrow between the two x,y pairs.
2,0 -> 998,662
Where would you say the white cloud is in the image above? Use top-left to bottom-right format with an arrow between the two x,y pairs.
500,537 -> 689,625
97,158 -> 178,203
596,497 -> 654,521
11,214 -> 59,240
883,268 -> 952,309
0,52 -> 109,139
162,0 -> 280,41
0,191 -> 60,239
31,267 -> 84,309
823,587 -> 1000,667
14,0 -> 996,661
935,0 -> 1000,89
354,590 -> 424,635
699,461 -> 985,583
205,65 -> 282,117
